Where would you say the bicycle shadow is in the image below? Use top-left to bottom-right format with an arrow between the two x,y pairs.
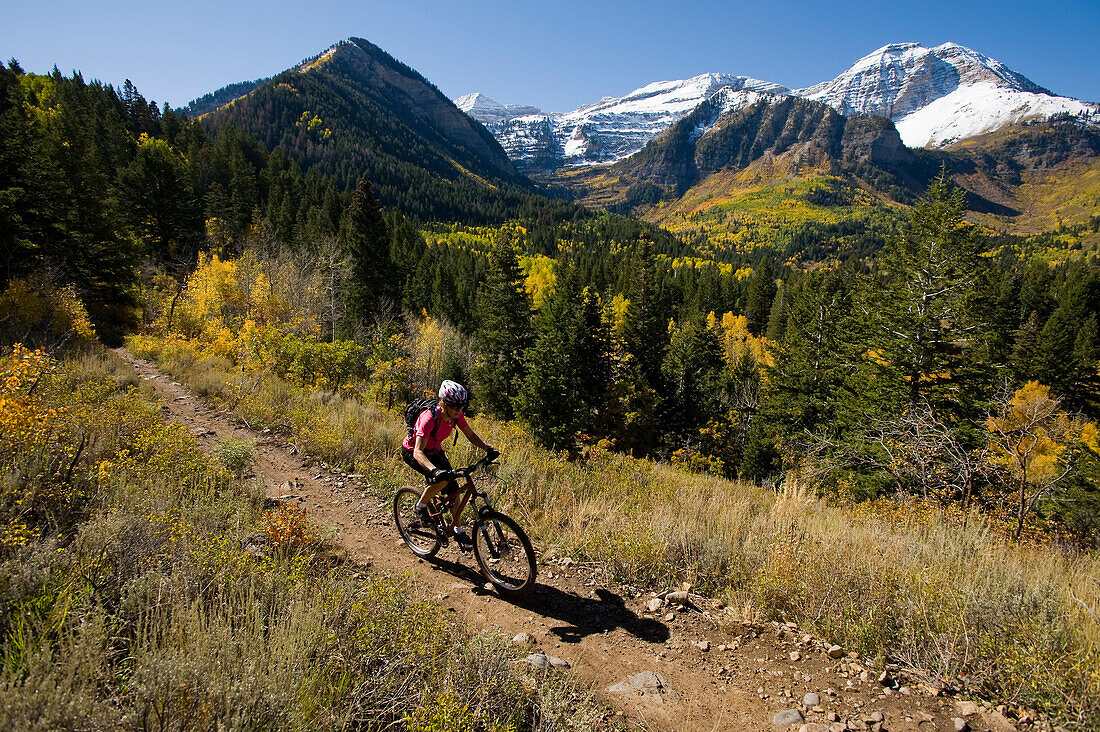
422,554 -> 669,645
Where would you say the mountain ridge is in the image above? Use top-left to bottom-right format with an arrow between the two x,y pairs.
195,37 -> 544,223
460,42 -> 1099,170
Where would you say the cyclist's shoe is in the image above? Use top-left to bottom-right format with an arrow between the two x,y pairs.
453,528 -> 474,550
413,504 -> 432,527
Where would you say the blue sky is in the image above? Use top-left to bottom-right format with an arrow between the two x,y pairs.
3,0 -> 1098,112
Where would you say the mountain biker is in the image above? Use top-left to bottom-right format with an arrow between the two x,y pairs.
401,380 -> 498,546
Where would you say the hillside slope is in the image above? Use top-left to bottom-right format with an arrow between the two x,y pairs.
200,38 -> 535,222
123,349 -> 1003,732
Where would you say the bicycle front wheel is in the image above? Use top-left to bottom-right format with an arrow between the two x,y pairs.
473,511 -> 537,597
394,487 -> 441,558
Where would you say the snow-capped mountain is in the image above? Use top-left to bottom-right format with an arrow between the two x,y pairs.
457,73 -> 789,171
453,93 -> 541,125
458,43 -> 1098,170
797,42 -> 1099,148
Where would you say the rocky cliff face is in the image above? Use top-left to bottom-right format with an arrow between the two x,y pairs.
457,74 -> 790,172
618,92 -> 914,194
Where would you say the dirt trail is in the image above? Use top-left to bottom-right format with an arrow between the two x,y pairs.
119,349 -> 1013,732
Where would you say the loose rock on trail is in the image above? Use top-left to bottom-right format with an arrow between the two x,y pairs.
119,348 -> 1022,732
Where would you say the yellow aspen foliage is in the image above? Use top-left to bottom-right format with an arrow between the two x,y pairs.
0,346 -> 62,456
0,278 -> 96,347
177,252 -> 244,337
717,312 -> 771,368
0,346 -> 64,548
412,317 -> 446,380
987,381 -> 1071,485
986,380 -> 1097,539
609,293 -> 631,337
148,251 -> 366,392
518,254 -> 556,309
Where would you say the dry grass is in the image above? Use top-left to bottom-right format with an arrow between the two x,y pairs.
127,335 -> 1100,727
1,347 -> 608,731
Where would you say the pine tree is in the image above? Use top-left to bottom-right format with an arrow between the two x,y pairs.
621,237 -> 670,391
341,174 -> 396,325
660,317 -> 725,445
472,233 -> 533,419
1038,271 -> 1100,410
115,134 -> 201,260
1067,315 -> 1100,410
871,172 -> 986,418
515,267 -> 611,451
765,279 -> 789,342
1011,311 -> 1044,381
742,266 -> 873,479
0,61 -> 63,287
743,258 -> 777,336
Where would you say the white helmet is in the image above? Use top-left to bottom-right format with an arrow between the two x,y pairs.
438,380 -> 469,409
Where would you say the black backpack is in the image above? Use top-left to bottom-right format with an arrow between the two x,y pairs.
405,397 -> 440,441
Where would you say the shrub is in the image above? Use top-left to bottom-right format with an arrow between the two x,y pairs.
262,505 -> 318,551
0,277 -> 97,353
213,438 -> 254,476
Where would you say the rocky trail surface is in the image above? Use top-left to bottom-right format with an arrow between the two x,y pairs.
119,349 -> 1026,732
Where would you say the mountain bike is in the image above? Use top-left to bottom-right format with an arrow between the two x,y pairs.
393,455 -> 537,597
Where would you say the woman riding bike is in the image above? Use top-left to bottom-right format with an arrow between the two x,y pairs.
401,380 -> 497,546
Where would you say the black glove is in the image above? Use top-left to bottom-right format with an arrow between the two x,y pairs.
485,447 -> 500,463
429,467 -> 453,483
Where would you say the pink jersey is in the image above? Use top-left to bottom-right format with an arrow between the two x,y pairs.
402,405 -> 467,451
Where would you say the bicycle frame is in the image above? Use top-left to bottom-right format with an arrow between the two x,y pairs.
433,455 -> 498,526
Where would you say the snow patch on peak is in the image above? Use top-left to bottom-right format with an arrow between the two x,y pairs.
895,82 -> 1100,148
797,41 -> 1051,120
457,74 -> 788,170
455,92 -> 499,108
793,41 -> 1093,147
690,89 -> 774,141
455,92 -> 541,125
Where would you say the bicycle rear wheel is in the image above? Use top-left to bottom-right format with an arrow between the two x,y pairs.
394,487 -> 441,558
473,511 -> 537,597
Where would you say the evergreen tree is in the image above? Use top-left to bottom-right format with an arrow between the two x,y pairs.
472,233 -> 533,420
0,61 -> 63,287
1011,311 -> 1044,381
765,279 -> 789,342
1067,315 -> 1100,411
573,285 -> 612,422
341,174 -> 395,326
621,237 -> 670,391
1038,271 -> 1100,410
871,173 -> 986,419
41,70 -> 139,318
742,266 -> 872,479
660,317 -> 725,446
743,257 -> 777,336
515,268 -> 611,451
115,134 -> 201,260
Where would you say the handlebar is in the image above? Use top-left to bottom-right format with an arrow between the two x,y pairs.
452,454 -> 497,479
